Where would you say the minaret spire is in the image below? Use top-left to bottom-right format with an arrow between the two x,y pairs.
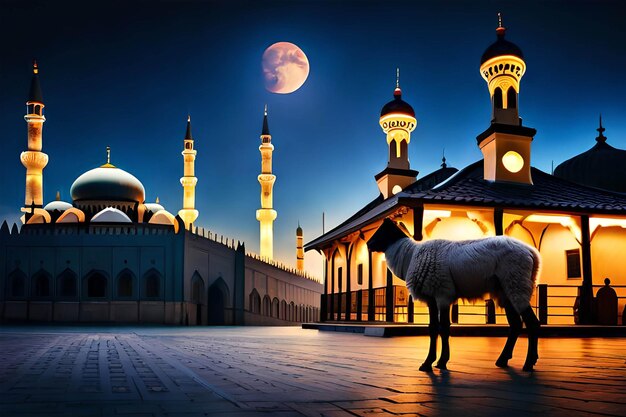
596,114 -> 607,143
256,105 -> 277,259
178,115 -> 199,228
296,222 -> 304,271
21,59 -> 48,216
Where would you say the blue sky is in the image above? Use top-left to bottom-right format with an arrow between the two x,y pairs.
1,0 -> 626,277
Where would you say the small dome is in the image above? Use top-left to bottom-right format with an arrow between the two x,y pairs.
554,121 -> 626,193
71,165 -> 145,203
44,200 -> 72,212
145,203 -> 165,213
481,27 -> 524,65
91,207 -> 132,223
380,88 -> 415,118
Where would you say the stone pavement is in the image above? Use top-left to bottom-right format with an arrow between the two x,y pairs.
0,326 -> 624,417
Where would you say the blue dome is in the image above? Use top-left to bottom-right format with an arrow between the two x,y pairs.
71,164 -> 145,203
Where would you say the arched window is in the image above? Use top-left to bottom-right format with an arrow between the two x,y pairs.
191,272 -> 205,304
8,269 -> 26,298
32,270 -> 51,297
262,295 -> 271,316
86,271 -> 108,298
143,269 -> 161,299
280,300 -> 287,320
57,269 -> 77,297
399,140 -> 408,159
272,297 -> 279,318
117,269 -> 135,298
289,302 -> 295,321
493,87 -> 503,109
249,289 -> 261,314
507,87 -> 517,109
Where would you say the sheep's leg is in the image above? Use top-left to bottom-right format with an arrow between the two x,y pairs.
419,299 -> 438,372
521,306 -> 540,372
496,302 -> 522,368
435,304 -> 451,370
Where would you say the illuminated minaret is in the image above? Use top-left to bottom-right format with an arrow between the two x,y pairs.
256,105 -> 277,259
178,115 -> 199,228
376,68 -> 418,199
477,13 -> 536,184
296,223 -> 304,271
20,60 -> 48,211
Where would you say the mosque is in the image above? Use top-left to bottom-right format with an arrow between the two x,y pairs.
306,18 -> 626,326
0,62 -> 322,325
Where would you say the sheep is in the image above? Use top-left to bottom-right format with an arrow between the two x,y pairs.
367,218 -> 541,372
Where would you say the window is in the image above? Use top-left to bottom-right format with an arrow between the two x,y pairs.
58,269 -> 77,297
249,289 -> 261,314
493,87 -> 503,109
357,264 -> 364,285
566,249 -> 582,279
117,270 -> 134,297
144,271 -> 161,298
507,87 -> 517,109
87,273 -> 107,298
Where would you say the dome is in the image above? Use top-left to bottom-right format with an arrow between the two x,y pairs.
145,203 -> 165,213
44,200 -> 72,212
481,27 -> 524,65
71,164 -> 145,203
554,122 -> 626,193
380,88 -> 415,118
91,207 -> 132,223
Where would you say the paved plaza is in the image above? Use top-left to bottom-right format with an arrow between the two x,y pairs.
0,326 -> 624,417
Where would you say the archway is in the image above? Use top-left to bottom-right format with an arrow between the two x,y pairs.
208,278 -> 229,325
191,272 -> 205,326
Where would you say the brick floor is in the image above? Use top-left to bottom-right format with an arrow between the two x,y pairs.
0,326 -> 624,416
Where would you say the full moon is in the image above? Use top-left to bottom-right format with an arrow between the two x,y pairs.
262,42 -> 309,94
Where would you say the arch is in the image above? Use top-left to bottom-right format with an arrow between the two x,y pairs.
83,270 -> 108,298
272,297 -> 280,318
280,300 -> 287,320
116,269 -> 135,298
8,269 -> 27,298
25,208 -> 51,224
92,207 -> 132,223
148,210 -> 179,233
493,87 -> 503,109
262,295 -> 271,316
332,247 -> 346,293
349,238 -> 369,290
191,272 -> 205,304
249,289 -> 261,314
506,86 -> 517,109
32,269 -> 52,297
208,278 -> 230,325
57,269 -> 78,297
143,268 -> 162,299
289,301 -> 295,321
57,207 -> 85,223
399,139 -> 408,159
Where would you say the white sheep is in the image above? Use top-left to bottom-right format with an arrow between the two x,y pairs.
367,218 -> 541,372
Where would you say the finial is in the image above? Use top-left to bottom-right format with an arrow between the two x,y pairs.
264,104 -> 268,116
262,105 -> 270,136
396,68 -> 400,89
156,196 -> 160,204
441,148 -> 447,168
33,59 -> 39,74
596,114 -> 607,143
496,12 -> 506,36
185,115 -> 193,140
106,146 -> 111,164
187,114 -> 190,123
56,191 -> 61,201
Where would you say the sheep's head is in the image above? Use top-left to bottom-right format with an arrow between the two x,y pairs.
367,218 -> 408,253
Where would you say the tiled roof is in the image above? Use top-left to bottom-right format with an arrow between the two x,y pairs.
305,160 -> 626,251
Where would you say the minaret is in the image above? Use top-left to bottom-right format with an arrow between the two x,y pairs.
296,223 -> 304,271
477,14 -> 536,184
20,60 -> 48,212
375,69 -> 418,198
178,115 -> 199,228
256,105 -> 277,259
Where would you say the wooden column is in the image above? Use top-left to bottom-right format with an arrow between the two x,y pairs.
330,254 -> 335,321
337,266 -> 343,321
494,207 -> 503,236
320,258 -> 328,322
408,295 -> 414,323
413,204 -> 424,241
367,249 -> 375,321
579,215 -> 594,324
385,269 -> 394,322
345,243 -> 351,321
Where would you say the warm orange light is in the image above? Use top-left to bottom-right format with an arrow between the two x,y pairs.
502,151 -> 524,173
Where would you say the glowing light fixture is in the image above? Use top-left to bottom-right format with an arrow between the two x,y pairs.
502,151 -> 524,173
392,185 -> 402,195
524,214 -> 581,243
590,217 -> 626,234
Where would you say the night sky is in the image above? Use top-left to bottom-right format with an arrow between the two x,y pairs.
1,0 -> 626,276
